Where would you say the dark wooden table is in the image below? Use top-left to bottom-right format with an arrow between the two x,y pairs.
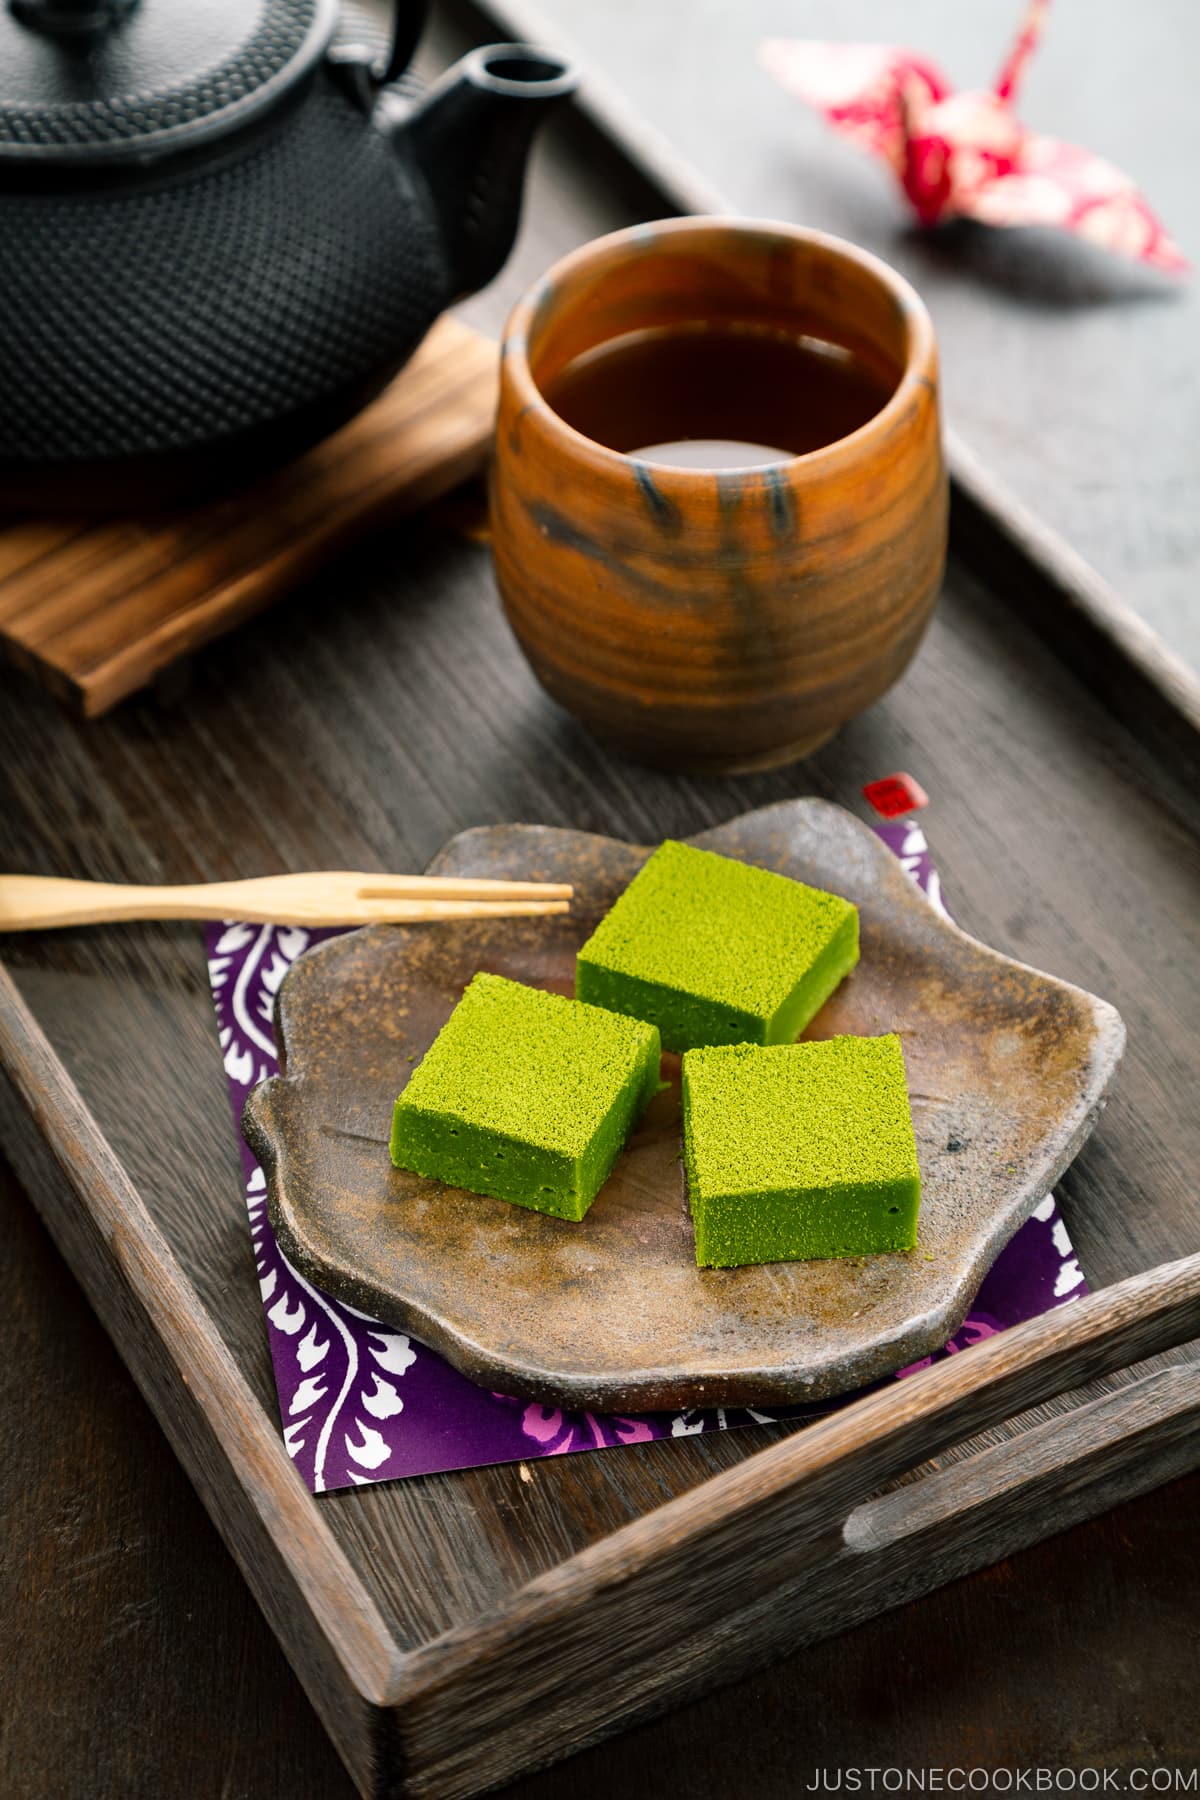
2,10 -> 1199,1797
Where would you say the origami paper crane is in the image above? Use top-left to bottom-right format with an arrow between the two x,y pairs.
760,0 -> 1186,273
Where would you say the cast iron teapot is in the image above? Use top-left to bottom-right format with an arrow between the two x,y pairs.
0,0 -> 576,507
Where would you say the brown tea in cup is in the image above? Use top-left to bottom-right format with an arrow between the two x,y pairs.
491,217 -> 947,774
542,321 -> 895,469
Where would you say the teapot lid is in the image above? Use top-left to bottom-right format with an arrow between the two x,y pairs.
0,0 -> 340,169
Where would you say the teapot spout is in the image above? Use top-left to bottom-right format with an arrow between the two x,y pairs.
401,45 -> 577,302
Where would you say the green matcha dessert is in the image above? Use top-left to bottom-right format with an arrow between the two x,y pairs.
681,1034 -> 920,1268
390,972 -> 661,1221
576,839 -> 858,1053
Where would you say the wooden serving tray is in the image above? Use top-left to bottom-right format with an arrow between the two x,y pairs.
0,316 -> 498,717
2,10 -> 1200,1798
0,995 -> 1196,1796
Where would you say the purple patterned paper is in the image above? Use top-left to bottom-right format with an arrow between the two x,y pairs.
207,819 -> 1087,1494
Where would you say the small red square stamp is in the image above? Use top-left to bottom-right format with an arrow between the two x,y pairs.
862,772 -> 929,819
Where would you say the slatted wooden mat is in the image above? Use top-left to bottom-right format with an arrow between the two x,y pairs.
0,317 -> 499,717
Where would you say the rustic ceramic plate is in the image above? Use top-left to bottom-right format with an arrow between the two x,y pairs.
243,801 -> 1124,1413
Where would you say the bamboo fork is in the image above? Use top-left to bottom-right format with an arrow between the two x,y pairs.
0,871 -> 573,931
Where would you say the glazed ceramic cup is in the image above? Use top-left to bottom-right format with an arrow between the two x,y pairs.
490,217 -> 947,774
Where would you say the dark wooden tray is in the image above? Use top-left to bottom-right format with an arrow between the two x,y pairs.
2,9 -> 1199,1799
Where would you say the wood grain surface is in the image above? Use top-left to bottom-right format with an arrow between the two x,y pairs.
1,8 -> 1198,1797
0,317 -> 498,717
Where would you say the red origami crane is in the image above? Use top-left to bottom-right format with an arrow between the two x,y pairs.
759,0 -> 1186,273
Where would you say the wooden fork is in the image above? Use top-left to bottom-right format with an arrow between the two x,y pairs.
0,871 -> 573,931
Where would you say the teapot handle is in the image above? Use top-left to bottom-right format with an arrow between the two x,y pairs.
327,0 -> 428,104
376,0 -> 429,87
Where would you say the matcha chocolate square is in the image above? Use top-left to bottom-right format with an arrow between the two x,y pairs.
390,972 -> 661,1221
682,1035 -> 921,1267
576,839 -> 858,1053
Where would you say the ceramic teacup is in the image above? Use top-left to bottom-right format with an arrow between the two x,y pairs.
490,216 -> 947,773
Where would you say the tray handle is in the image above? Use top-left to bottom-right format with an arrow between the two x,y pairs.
396,1256 -> 1200,1762
824,1247 -> 1200,1495
523,1252 -> 1200,1618
683,1248 -> 1200,1611
844,1360 -> 1199,1559
800,1251 -> 1200,1632
742,1249 -> 1200,1573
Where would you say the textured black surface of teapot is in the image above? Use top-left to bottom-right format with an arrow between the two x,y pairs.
0,0 -> 576,508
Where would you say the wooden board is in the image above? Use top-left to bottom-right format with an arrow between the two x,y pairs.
0,316 -> 499,718
2,14 -> 1200,1800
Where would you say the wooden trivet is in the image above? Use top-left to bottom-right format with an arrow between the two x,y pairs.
0,316 -> 499,717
